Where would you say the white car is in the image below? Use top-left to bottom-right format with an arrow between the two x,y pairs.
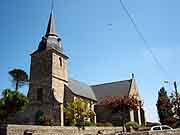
150,125 -> 173,131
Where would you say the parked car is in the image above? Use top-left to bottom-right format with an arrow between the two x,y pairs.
150,125 -> 173,131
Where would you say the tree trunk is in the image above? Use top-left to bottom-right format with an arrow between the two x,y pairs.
122,106 -> 126,132
15,80 -> 19,91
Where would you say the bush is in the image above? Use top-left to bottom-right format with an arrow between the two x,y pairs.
42,115 -> 53,126
96,122 -> 113,127
125,121 -> 140,131
35,111 -> 44,125
35,111 -> 53,126
0,89 -> 29,123
84,121 -> 95,126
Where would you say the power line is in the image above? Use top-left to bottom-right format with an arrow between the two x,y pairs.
119,0 -> 169,78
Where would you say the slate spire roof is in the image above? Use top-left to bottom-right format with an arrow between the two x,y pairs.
45,11 -> 58,37
34,7 -> 65,54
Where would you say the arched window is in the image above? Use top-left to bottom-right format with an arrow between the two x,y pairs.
59,57 -> 63,67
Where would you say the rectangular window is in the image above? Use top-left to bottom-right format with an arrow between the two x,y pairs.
37,88 -> 43,102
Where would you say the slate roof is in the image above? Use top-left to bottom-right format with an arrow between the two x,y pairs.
91,79 -> 132,101
67,80 -> 97,101
45,11 -> 58,37
34,10 -> 64,54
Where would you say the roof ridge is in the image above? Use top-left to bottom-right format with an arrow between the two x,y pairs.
91,79 -> 132,87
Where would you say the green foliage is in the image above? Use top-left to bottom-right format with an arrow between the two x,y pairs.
125,121 -> 140,130
96,122 -> 113,127
156,87 -> 175,126
170,91 -> 180,119
84,121 -> 95,126
0,89 -> 29,123
35,111 -> 44,125
35,111 -> 53,126
64,97 -> 95,126
9,69 -> 29,91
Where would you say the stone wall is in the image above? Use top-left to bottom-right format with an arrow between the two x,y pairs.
1,125 -> 122,135
1,125 -> 180,135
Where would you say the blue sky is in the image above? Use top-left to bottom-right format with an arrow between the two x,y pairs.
0,0 -> 180,122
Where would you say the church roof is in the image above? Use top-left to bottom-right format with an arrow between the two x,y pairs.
33,10 -> 65,54
91,79 -> 132,101
67,80 -> 97,101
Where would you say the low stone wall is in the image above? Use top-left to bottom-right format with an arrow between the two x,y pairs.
1,124 -> 122,135
1,125 -> 180,135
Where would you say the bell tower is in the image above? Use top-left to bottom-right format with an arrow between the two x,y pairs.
27,9 -> 68,126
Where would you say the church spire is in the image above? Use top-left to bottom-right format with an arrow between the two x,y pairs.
45,1 -> 57,37
35,0 -> 65,54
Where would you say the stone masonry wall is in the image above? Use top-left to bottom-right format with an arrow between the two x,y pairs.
1,125 -> 180,135
2,125 -> 122,135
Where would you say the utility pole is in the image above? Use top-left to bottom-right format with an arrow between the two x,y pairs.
174,81 -> 180,120
174,81 -> 178,99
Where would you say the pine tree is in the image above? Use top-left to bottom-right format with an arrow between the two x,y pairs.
9,69 -> 29,91
156,87 -> 175,125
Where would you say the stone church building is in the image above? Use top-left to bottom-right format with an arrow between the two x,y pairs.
92,76 -> 146,125
16,10 -> 145,126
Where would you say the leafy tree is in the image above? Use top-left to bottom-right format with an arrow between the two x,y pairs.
9,69 -> 29,91
156,87 -> 175,126
0,89 -> 29,123
64,97 -> 95,127
170,90 -> 180,127
101,96 -> 140,131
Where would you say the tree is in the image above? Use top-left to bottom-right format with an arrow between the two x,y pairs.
101,96 -> 140,131
156,87 -> 175,126
9,69 -> 29,91
64,98 -> 95,127
0,89 -> 29,123
170,90 -> 180,127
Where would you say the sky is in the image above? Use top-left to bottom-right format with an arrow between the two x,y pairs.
0,0 -> 180,122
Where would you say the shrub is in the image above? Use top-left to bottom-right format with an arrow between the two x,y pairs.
42,115 -> 53,126
0,89 -> 29,123
125,121 -> 140,131
35,111 -> 53,126
35,111 -> 44,125
84,121 -> 95,126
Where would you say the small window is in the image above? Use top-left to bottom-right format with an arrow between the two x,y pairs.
37,88 -> 43,101
59,57 -> 63,66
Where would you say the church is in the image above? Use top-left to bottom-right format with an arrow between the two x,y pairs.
16,9 -> 145,126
